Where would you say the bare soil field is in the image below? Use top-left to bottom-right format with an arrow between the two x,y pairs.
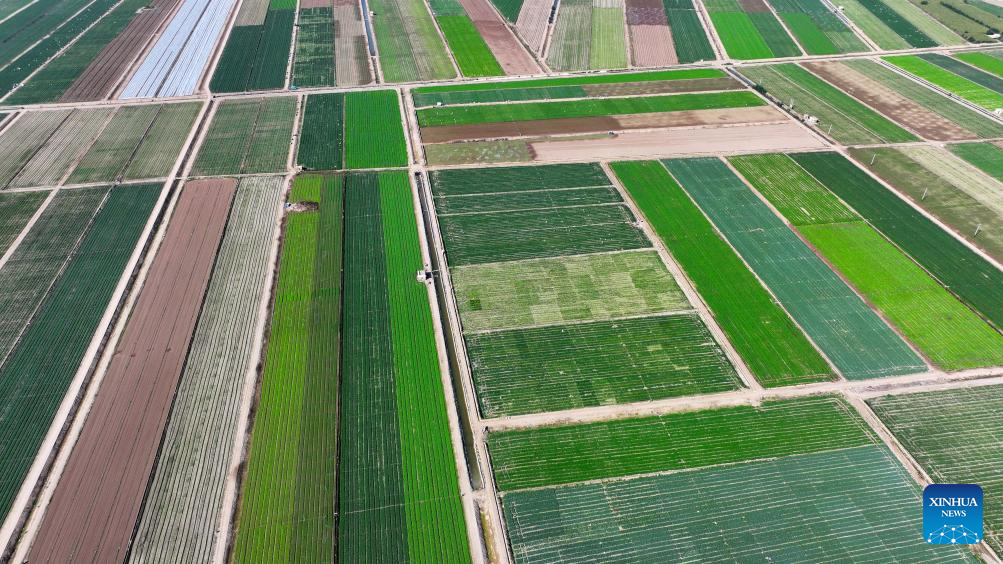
25,179 -> 236,563
458,0 -> 542,74
421,105 -> 786,142
515,0 -> 552,54
62,0 -> 184,102
529,121 -> 825,160
625,0 -> 676,66
803,61 -> 977,141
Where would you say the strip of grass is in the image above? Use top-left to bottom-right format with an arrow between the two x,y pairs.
611,160 -> 833,387
885,55 -> 1003,111
430,162 -> 610,194
343,90 -> 408,169
740,63 -> 917,144
732,153 -> 1003,371
488,395 -> 876,491
665,157 -> 925,380
792,151 -> 1003,331
949,142 -> 1003,181
298,93 -> 345,171
417,90 -> 763,126
122,103 -> 201,180
413,68 -> 726,94
748,10 -> 801,57
369,0 -> 457,82
437,15 -> 504,77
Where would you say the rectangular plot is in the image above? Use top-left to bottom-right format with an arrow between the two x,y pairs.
297,93 -> 345,171
369,0 -> 456,82
487,395 -> 876,490
739,64 -> 917,145
416,90 -> 764,126
193,97 -> 296,176
11,109 -> 112,188
611,160 -> 833,387
731,153 -> 1003,371
708,11 -> 774,59
0,191 -> 48,255
664,157 -> 924,380
0,187 -> 108,363
430,163 -> 611,194
869,385 -> 1003,556
791,151 -> 1003,332
886,55 -> 1003,112
25,180 -> 235,564
293,7 -> 337,87
547,0 -> 592,71
467,313 -> 739,417
122,102 -> 201,181
452,250 -> 689,332
343,90 -> 408,169
855,0 -> 936,47
0,111 -> 71,188
768,0 -> 867,54
436,14 -> 504,77
665,7 -> 715,63
922,53 -> 1003,95
589,3 -> 628,70
0,183 -> 159,522
501,446 -> 975,564
949,141 -> 1003,181
438,204 -> 650,265
435,185 -> 622,214
956,52 -> 1003,80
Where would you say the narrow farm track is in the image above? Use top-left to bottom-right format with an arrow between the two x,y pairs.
129,177 -> 282,563
24,179 -> 235,563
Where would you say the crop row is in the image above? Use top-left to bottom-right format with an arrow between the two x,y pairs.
0,192 -> 48,255
732,153 -> 1003,371
740,63 -> 916,145
847,0 -> 940,48
193,97 -> 296,176
955,50 -> 1003,80
7,108 -> 112,189
292,5 -> 373,87
869,385 -> 1003,555
432,0 -> 504,77
298,91 -> 408,170
0,184 -> 159,526
135,177 -> 283,563
369,0 -> 456,82
231,175 -> 339,563
950,141 -> 1003,181
767,0 -> 867,55
847,145 -> 1002,267
664,1 -> 716,63
211,1 -> 295,93
704,0 -> 800,60
416,90 -> 763,126
886,54 -> 1003,112
610,160 -> 832,387
905,0 -> 1003,43
665,157 -> 925,380
792,151 -> 1003,331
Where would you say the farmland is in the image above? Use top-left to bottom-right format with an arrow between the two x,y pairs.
431,0 -> 504,77
950,141 -> 1003,180
886,54 -> 1003,111
792,151 -> 1003,331
869,385 -> 1003,555
739,64 -> 918,145
210,0 -> 295,93
292,1 -> 373,87
0,183 -> 160,524
903,0 -> 1003,43
192,97 -> 296,176
836,0 -> 944,48
767,0 -> 868,55
664,157 -> 925,380
731,153 -> 1003,371
368,0 -> 457,82
956,50 -> 1003,79
703,0 -> 801,60
298,90 -> 407,170
488,396 -> 974,562
546,0 -> 628,71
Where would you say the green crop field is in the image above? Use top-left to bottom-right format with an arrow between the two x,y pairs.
589,4 -> 628,70
922,53 -> 1003,94
369,0 -> 456,82
904,0 -> 1003,43
768,0 -> 867,55
847,146 -> 1003,265
488,395 -> 876,490
293,7 -> 337,87
430,162 -> 612,194
836,0 -> 910,49
136,178 -> 283,563
792,151 -> 1003,332
611,160 -> 833,387
885,0 -> 966,44
665,5 -> 716,63
490,0 -> 523,21
210,5 -> 295,92
0,192 -> 47,255
843,59 -> 1003,139
414,68 -> 725,97
949,142 -> 1003,181
853,0 -> 937,47
232,175 -> 340,563
886,55 -> 1003,111
547,0 -> 592,71
416,90 -> 763,126
731,153 -> 1003,371
298,93 -> 344,171
192,97 -> 296,176
740,64 -> 917,144
0,111 -> 71,187
436,14 -> 504,77
338,171 -> 469,562
870,385 -> 1003,555
704,0 -> 801,60
956,51 -> 1003,79
452,250 -> 688,332
121,103 -> 201,180
343,90 -> 408,169
664,157 -> 925,380
465,314 -> 740,417
8,109 -> 111,189
0,184 -> 158,520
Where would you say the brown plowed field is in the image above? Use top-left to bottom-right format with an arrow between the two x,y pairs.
421,105 -> 785,142
629,24 -> 677,67
26,179 -> 236,564
60,0 -> 184,102
458,0 -> 541,74
581,76 -> 741,96
803,61 -> 977,141
738,0 -> 770,12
